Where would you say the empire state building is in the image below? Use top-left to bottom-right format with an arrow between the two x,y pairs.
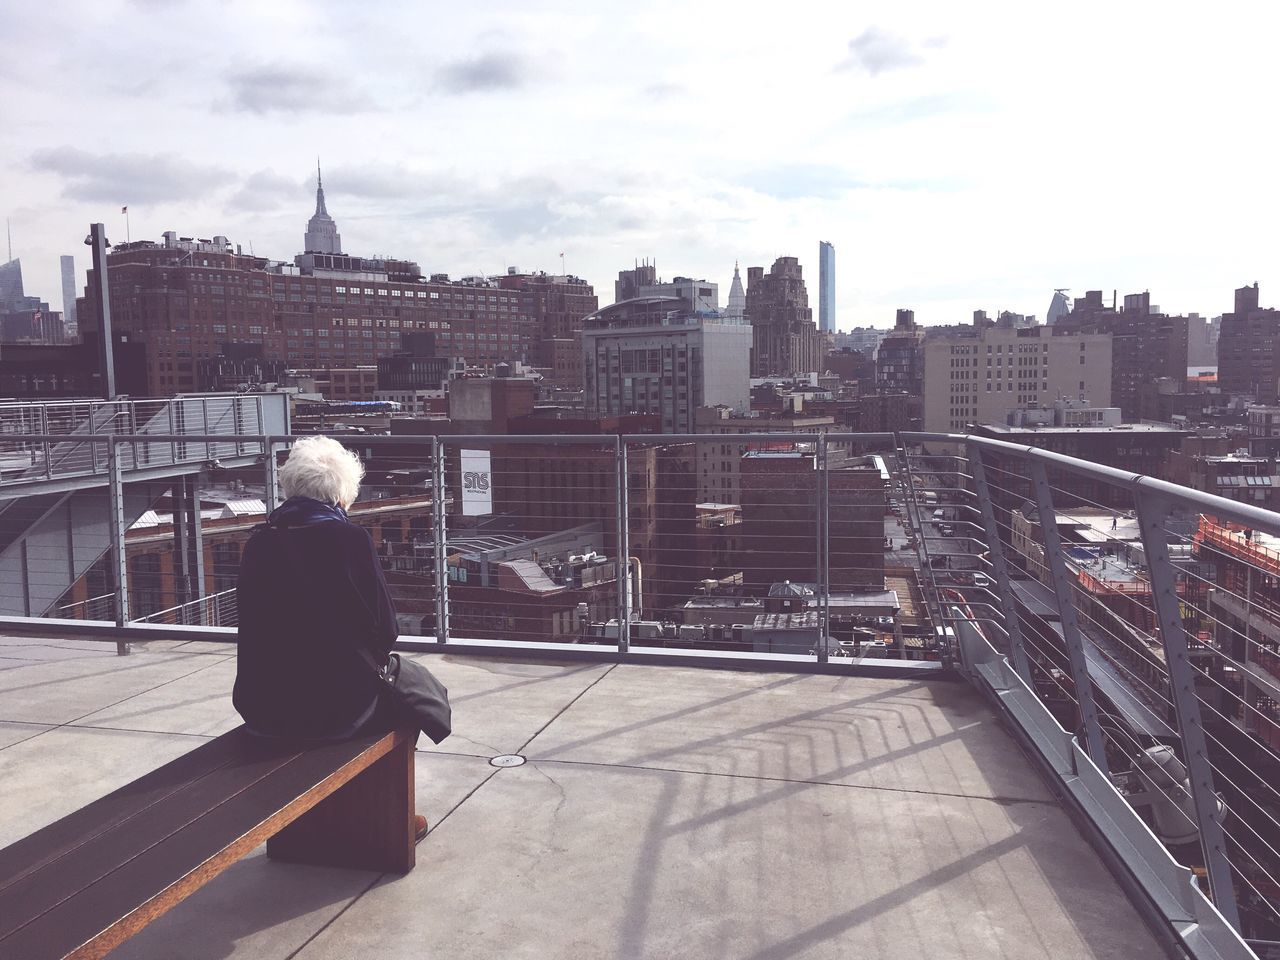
304,162 -> 342,254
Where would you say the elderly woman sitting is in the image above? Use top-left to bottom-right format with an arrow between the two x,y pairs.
233,436 -> 426,837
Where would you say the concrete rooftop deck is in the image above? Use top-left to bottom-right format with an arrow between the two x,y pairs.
0,636 -> 1169,959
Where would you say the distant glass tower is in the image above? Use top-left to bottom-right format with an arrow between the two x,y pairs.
0,257 -> 23,309
60,255 -> 77,336
304,161 -> 342,254
1046,289 -> 1070,326
818,241 -> 835,332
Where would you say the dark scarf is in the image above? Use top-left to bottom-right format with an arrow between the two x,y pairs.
266,496 -> 349,529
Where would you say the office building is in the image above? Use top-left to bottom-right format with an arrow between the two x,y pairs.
1046,289 -> 1070,326
615,260 -> 657,303
745,256 -> 822,377
1186,313 -> 1217,366
60,255 -> 77,336
76,172 -> 587,396
922,326 -> 1112,432
818,241 -> 835,333
497,269 -> 599,389
835,327 -> 886,358
693,406 -> 837,504
875,310 -> 924,395
1219,283 -> 1280,402
0,257 -> 23,308
1053,289 -> 1189,420
638,276 -> 717,314
739,450 -> 887,591
582,297 -> 751,433
303,164 -> 342,254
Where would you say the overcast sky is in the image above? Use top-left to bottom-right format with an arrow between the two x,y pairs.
2,0 -> 1277,328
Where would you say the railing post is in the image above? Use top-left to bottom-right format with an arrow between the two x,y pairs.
1134,489 -> 1242,932
172,477 -> 191,621
201,397 -> 211,463
966,441 -> 1033,685
107,438 -> 130,655
40,405 -> 51,479
263,441 -> 280,514
433,436 -> 449,644
616,436 -> 631,655
1030,461 -> 1108,773
168,402 -> 177,466
816,433 -> 830,663
88,403 -> 99,474
188,473 -> 205,624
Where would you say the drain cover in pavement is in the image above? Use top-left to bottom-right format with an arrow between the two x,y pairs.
489,754 -> 526,767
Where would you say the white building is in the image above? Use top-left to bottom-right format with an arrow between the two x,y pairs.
922,326 -> 1113,432
582,297 -> 751,433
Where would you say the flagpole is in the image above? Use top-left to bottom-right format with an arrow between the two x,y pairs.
125,208 -> 130,244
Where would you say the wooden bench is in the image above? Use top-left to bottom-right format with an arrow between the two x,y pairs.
0,725 -> 418,960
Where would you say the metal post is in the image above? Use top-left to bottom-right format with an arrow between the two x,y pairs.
168,403 -> 177,466
88,223 -> 116,400
816,433 -> 830,663
432,436 -> 449,644
188,474 -> 205,625
172,478 -> 191,621
967,442 -> 1033,685
616,436 -> 631,655
201,397 -> 210,463
263,442 -> 280,514
88,401 -> 99,474
1134,491 -> 1242,932
1030,461 -> 1108,773
107,439 -> 130,654
40,405 -> 51,479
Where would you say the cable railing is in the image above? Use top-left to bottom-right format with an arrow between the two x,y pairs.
0,426 -> 1272,958
0,395 -> 287,485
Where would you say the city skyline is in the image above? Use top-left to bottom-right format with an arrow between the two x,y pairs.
2,2 -> 1278,326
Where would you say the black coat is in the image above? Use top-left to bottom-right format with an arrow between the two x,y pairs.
233,503 -> 398,738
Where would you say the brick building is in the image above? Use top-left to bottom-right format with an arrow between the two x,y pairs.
746,257 -> 823,377
1053,290 -> 1189,420
1219,283 -> 1280,402
497,270 -> 599,389
76,180 -> 594,397
737,451 -> 888,593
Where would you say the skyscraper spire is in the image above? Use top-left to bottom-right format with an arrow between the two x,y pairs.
726,261 -> 746,323
304,160 -> 341,254
313,158 -> 329,217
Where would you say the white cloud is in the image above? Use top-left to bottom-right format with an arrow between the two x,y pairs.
836,27 -> 926,75
1,1 -> 1278,327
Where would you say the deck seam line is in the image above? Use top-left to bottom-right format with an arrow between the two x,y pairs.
516,663 -> 620,754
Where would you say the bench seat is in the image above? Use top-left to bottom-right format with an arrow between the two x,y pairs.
0,725 -> 417,960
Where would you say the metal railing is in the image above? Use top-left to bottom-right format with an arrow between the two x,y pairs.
0,395 -> 287,487
0,426 -> 1276,957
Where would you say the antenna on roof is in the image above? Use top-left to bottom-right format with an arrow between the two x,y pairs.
5,218 -> 10,262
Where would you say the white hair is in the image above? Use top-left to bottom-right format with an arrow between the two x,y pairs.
279,436 -> 364,509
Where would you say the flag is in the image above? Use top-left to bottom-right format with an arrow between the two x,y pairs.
121,206 -> 128,214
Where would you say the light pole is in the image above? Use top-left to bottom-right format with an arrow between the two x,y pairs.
87,223 -> 115,399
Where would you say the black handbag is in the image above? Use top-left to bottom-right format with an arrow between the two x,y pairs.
359,648 -> 452,744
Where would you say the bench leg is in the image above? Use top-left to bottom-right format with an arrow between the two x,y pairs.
267,730 -> 416,874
